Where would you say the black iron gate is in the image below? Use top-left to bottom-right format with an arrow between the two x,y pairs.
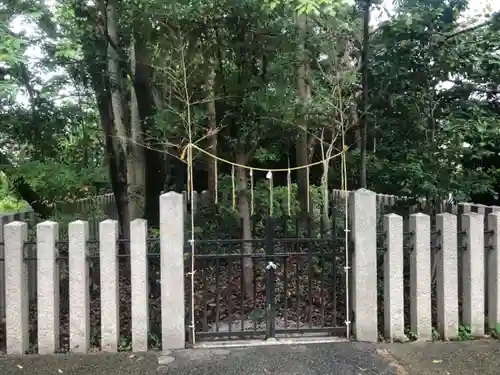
185,215 -> 350,345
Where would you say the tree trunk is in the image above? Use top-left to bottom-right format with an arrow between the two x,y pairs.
296,13 -> 313,218
105,0 -> 148,238
236,152 -> 253,298
105,0 -> 133,237
206,65 -> 218,202
130,26 -> 164,227
128,35 -> 147,221
88,61 -> 128,236
136,76 -> 164,227
105,0 -> 128,148
99,97 -> 129,232
74,0 -> 129,237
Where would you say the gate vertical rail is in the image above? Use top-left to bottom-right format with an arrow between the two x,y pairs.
264,218 -> 276,338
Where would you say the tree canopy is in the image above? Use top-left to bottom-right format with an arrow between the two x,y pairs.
1,0 -> 500,230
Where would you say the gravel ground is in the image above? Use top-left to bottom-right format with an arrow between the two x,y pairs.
1,339 -> 500,375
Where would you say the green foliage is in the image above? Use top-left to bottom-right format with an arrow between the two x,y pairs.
457,325 -> 472,341
491,323 -> 500,339
10,160 -> 108,202
432,327 -> 440,341
429,325 -> 474,341
367,2 -> 500,201
0,28 -> 25,64
0,196 -> 28,213
0,172 -> 28,212
1,0 -> 500,216
405,328 -> 418,341
191,179 -> 341,240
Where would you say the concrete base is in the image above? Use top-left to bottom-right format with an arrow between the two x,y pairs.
193,336 -> 346,349
157,337 -> 346,364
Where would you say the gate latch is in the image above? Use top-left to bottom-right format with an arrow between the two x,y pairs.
266,261 -> 277,270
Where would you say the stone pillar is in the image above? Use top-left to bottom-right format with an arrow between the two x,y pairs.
5,221 -> 28,354
131,218 -> 149,352
100,220 -> 119,352
383,213 -> 406,341
435,213 -> 458,340
0,216 -> 6,321
474,205 -> 488,312
488,212 -> 500,331
409,213 -> 432,340
351,188 -> 377,342
69,220 -> 90,353
160,192 -> 185,350
485,206 -> 499,318
37,221 -> 60,354
462,212 -> 485,336
0,214 -> 16,322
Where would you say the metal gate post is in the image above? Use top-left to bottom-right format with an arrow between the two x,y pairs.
264,217 -> 276,338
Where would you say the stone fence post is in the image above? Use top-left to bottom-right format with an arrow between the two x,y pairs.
160,192 -> 185,350
69,220 -> 90,353
4,221 -> 28,354
488,212 -> 500,331
351,189 -> 377,342
435,213 -> 458,340
37,221 -> 60,354
409,213 -> 431,340
383,213 -> 405,341
100,220 -> 119,352
0,216 -> 6,322
131,218 -> 149,352
461,212 -> 485,337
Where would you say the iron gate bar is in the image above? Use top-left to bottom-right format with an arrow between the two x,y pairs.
320,218 -> 325,327
264,218 -> 275,338
193,251 -> 345,259
203,266 -> 208,332
240,227 -> 245,333
215,245 -> 221,335
283,252 -> 289,329
193,238 -> 345,244
195,326 -> 347,339
195,330 -> 268,338
189,214 -> 350,343
227,254 -> 233,332
274,327 -> 346,335
252,255 -> 257,332
283,218 -> 288,329
295,221 -> 300,329
307,216 -> 313,328
188,242 -> 270,342
331,211 -> 338,326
